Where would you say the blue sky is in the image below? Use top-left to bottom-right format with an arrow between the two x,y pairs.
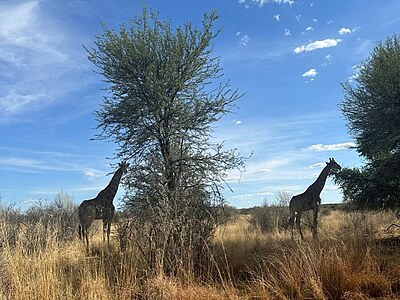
1,0 -> 399,209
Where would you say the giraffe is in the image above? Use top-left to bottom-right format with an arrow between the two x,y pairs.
78,161 -> 129,251
287,158 -> 341,239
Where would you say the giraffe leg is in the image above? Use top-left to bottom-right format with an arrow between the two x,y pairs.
312,206 -> 319,239
80,225 -> 85,243
103,220 -> 107,243
78,224 -> 82,240
296,211 -> 304,239
84,226 -> 90,252
288,211 -> 295,238
106,221 -> 111,247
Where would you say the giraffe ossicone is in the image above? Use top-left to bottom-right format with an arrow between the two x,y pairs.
78,161 -> 129,251
287,158 -> 341,239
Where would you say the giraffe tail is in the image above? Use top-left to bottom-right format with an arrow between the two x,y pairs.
78,224 -> 82,240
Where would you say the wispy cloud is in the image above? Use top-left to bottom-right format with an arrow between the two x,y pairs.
0,147 -> 76,158
239,34 -> 250,46
0,92 -> 51,114
273,0 -> 294,4
239,0 -> 294,7
0,1 -> 92,123
0,152 -> 107,177
83,168 -> 104,179
273,14 -> 281,21
0,156 -> 75,173
294,38 -> 342,54
284,29 -> 291,36
319,54 -> 333,67
307,142 -> 356,152
308,162 -> 326,169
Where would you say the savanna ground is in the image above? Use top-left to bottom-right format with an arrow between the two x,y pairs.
1,202 -> 400,300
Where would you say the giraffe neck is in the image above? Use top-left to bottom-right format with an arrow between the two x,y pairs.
307,164 -> 331,195
96,167 -> 123,202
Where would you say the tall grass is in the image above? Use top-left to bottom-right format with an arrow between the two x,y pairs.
0,203 -> 399,299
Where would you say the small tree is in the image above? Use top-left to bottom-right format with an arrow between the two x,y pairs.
85,8 -> 245,277
276,191 -> 291,207
338,34 -> 400,209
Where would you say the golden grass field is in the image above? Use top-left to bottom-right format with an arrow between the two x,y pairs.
1,209 -> 400,299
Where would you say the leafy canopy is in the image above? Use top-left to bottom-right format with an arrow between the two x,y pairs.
85,8 -> 245,276
337,35 -> 400,209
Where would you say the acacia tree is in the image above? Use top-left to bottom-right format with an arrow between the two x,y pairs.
85,8 -> 244,276
336,35 -> 400,209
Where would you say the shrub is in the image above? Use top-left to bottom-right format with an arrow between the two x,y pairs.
250,194 -> 291,232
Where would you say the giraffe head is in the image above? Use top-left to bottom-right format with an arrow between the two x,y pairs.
119,161 -> 130,174
326,158 -> 341,174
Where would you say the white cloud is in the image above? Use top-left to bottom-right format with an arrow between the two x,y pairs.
319,54 -> 333,67
273,14 -> 281,21
240,0 -> 294,7
308,162 -> 326,169
0,156 -> 78,173
226,155 -> 309,184
294,38 -> 342,54
0,1 -> 91,123
307,142 -> 356,152
83,168 -> 104,179
338,27 -> 357,35
0,1 -> 38,42
0,157 -> 42,169
302,68 -> 317,77
284,29 -> 291,36
0,1 -> 65,60
0,154 -> 111,192
239,34 -> 250,46
295,14 -> 301,21
274,0 -> 294,4
338,27 -> 351,35
0,92 -> 51,114
306,26 -> 314,31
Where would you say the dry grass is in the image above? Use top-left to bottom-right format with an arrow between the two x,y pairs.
0,209 -> 400,299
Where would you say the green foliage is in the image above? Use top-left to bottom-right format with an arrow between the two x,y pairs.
334,167 -> 373,208
338,34 -> 400,209
335,161 -> 400,210
341,35 -> 400,159
85,7 -> 245,277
